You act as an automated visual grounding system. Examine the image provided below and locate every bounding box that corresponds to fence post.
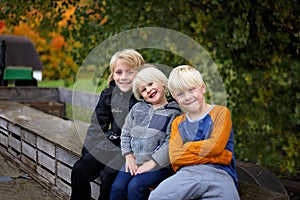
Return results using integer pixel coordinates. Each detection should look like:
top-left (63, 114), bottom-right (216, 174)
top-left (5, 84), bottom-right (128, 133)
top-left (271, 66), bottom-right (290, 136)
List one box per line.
top-left (0, 40), bottom-right (7, 86)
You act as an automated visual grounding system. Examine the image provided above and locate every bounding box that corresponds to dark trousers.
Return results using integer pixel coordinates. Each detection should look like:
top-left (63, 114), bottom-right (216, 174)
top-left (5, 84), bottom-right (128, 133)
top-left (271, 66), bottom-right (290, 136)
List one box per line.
top-left (110, 166), bottom-right (173, 200)
top-left (71, 152), bottom-right (124, 200)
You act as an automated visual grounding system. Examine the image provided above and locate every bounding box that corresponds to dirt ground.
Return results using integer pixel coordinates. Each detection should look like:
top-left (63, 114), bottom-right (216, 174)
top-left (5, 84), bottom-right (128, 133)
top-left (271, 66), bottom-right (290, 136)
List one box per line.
top-left (0, 152), bottom-right (59, 200)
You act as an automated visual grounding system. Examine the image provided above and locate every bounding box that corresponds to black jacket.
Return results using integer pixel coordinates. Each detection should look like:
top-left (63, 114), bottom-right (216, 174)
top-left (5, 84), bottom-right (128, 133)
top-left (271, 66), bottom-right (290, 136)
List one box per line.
top-left (82, 81), bottom-right (138, 162)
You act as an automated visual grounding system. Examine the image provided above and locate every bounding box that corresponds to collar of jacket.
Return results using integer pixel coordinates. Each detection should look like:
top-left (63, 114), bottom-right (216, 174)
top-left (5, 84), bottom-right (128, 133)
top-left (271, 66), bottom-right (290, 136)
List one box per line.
top-left (141, 100), bottom-right (181, 112)
top-left (109, 80), bottom-right (134, 97)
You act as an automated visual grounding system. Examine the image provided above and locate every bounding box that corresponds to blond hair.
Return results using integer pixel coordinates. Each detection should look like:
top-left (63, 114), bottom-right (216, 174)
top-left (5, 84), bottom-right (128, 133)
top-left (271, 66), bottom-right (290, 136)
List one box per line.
top-left (108, 49), bottom-right (145, 84)
top-left (168, 65), bottom-right (204, 95)
top-left (132, 64), bottom-right (168, 101)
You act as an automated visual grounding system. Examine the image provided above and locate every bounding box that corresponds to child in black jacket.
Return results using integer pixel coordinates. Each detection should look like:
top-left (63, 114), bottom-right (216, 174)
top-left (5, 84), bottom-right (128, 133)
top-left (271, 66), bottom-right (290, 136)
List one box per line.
top-left (71, 49), bottom-right (144, 200)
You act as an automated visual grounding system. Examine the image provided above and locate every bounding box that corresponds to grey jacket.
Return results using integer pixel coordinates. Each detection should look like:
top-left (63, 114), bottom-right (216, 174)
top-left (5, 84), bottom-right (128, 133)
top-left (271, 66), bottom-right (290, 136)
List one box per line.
top-left (121, 100), bottom-right (181, 167)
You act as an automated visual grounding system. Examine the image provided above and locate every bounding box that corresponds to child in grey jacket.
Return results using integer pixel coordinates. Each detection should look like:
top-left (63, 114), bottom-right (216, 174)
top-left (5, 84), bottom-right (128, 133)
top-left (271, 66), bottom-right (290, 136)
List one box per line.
top-left (110, 65), bottom-right (181, 200)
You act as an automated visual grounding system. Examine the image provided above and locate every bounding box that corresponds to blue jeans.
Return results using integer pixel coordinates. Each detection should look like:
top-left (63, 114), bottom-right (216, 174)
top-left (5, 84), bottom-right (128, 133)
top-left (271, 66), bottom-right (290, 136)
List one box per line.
top-left (110, 165), bottom-right (173, 200)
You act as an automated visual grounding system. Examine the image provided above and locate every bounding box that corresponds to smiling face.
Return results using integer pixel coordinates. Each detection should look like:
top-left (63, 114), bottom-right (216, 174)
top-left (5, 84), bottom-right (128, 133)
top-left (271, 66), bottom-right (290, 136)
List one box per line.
top-left (138, 81), bottom-right (168, 109)
top-left (173, 84), bottom-right (207, 118)
top-left (112, 59), bottom-right (137, 92)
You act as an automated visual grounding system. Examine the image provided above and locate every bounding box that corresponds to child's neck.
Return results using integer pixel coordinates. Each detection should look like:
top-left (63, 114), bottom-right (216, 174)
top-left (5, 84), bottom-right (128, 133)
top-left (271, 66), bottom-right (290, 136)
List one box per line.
top-left (188, 103), bottom-right (211, 120)
top-left (152, 99), bottom-right (168, 110)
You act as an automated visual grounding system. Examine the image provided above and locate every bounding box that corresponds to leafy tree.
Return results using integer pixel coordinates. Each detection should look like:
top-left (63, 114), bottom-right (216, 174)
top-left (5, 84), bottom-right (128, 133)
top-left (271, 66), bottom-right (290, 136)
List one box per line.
top-left (1, 0), bottom-right (299, 179)
top-left (76, 0), bottom-right (300, 178)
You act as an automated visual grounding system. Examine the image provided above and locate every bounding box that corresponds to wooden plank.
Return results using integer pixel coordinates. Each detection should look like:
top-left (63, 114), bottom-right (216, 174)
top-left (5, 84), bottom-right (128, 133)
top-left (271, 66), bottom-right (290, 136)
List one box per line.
top-left (8, 147), bottom-right (20, 158)
top-left (8, 134), bottom-right (21, 152)
top-left (0, 87), bottom-right (60, 102)
top-left (56, 178), bottom-right (71, 196)
top-left (8, 122), bottom-right (21, 136)
top-left (0, 145), bottom-right (7, 152)
top-left (36, 165), bottom-right (55, 185)
top-left (0, 127), bottom-right (8, 136)
top-left (0, 101), bottom-right (88, 156)
top-left (21, 154), bottom-right (37, 170)
top-left (58, 87), bottom-right (99, 110)
top-left (57, 87), bottom-right (72, 104)
top-left (22, 101), bottom-right (65, 118)
top-left (91, 181), bottom-right (100, 200)
top-left (37, 136), bottom-right (55, 157)
top-left (38, 151), bottom-right (56, 173)
top-left (0, 132), bottom-right (8, 147)
top-left (56, 146), bottom-right (78, 167)
top-left (22, 129), bottom-right (37, 146)
top-left (22, 141), bottom-right (37, 161)
top-left (57, 162), bottom-right (71, 184)
top-left (94, 176), bottom-right (101, 184)
top-left (0, 118), bottom-right (8, 129)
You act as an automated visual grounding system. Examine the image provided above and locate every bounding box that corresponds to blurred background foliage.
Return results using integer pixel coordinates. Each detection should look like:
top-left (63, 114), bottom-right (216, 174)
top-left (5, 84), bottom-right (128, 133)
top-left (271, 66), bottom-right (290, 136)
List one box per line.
top-left (0, 0), bottom-right (299, 180)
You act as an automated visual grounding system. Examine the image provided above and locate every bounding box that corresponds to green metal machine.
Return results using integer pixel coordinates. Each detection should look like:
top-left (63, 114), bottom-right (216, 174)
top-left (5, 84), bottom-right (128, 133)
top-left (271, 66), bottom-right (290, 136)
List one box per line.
top-left (0, 35), bottom-right (43, 87)
top-left (4, 66), bottom-right (33, 80)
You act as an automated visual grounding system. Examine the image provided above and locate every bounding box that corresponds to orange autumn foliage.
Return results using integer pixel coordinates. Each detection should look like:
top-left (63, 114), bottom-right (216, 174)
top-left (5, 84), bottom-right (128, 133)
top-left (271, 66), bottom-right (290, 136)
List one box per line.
top-left (1, 0), bottom-right (107, 85)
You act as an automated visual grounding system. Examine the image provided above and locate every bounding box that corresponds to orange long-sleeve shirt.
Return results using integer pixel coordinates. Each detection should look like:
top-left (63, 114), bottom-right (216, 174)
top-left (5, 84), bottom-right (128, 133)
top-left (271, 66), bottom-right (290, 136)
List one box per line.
top-left (169, 105), bottom-right (233, 172)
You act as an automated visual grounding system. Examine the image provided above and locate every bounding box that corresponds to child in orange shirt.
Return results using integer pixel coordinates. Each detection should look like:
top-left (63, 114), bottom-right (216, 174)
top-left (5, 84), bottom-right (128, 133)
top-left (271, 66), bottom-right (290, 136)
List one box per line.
top-left (149, 65), bottom-right (239, 200)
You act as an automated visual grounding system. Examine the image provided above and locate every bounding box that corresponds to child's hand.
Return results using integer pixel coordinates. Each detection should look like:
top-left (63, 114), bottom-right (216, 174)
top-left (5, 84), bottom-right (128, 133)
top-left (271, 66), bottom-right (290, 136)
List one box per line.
top-left (136, 159), bottom-right (156, 174)
top-left (125, 154), bottom-right (138, 175)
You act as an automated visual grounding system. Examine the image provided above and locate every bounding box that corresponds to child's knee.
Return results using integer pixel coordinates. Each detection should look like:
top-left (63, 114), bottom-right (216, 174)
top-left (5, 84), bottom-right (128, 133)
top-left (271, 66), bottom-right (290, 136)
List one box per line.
top-left (127, 179), bottom-right (139, 192)
top-left (148, 190), bottom-right (160, 200)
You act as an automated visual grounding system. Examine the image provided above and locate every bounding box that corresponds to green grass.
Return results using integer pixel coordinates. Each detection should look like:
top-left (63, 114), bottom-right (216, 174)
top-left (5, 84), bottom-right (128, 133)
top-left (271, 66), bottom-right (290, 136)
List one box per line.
top-left (38, 79), bottom-right (67, 88)
top-left (38, 79), bottom-right (106, 94)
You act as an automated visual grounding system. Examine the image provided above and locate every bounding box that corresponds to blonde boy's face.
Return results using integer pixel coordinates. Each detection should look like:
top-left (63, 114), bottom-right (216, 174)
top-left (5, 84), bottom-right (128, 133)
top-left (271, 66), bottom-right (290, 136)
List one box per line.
top-left (173, 84), bottom-right (206, 114)
top-left (113, 59), bottom-right (137, 92)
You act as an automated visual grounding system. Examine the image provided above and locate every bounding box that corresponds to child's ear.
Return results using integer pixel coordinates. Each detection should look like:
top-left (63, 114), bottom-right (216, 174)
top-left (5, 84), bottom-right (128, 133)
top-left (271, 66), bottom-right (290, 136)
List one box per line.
top-left (165, 86), bottom-right (170, 97)
top-left (201, 83), bottom-right (206, 94)
top-left (167, 93), bottom-right (176, 102)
